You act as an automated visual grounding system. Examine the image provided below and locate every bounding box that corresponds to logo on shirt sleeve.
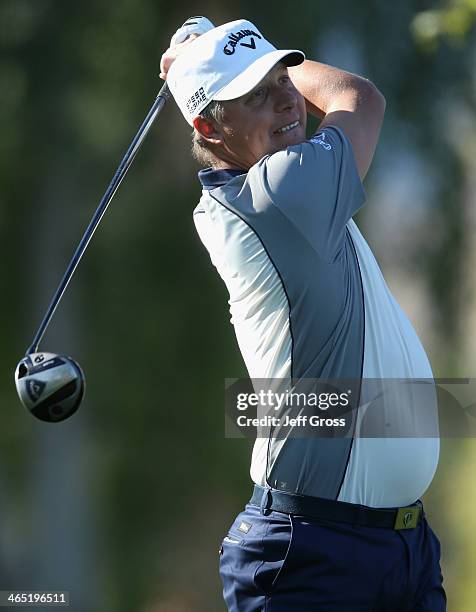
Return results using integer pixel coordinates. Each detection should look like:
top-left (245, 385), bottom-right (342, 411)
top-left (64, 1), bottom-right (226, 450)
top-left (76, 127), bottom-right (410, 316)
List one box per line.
top-left (312, 132), bottom-right (332, 150)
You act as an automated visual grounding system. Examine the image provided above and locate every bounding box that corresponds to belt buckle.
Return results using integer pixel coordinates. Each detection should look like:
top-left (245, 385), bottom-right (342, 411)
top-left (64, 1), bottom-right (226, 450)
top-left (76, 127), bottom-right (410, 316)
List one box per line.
top-left (394, 505), bottom-right (421, 530)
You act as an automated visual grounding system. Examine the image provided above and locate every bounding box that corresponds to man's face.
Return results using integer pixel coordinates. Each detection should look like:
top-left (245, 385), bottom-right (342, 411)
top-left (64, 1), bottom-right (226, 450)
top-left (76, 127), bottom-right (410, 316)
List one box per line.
top-left (216, 63), bottom-right (307, 170)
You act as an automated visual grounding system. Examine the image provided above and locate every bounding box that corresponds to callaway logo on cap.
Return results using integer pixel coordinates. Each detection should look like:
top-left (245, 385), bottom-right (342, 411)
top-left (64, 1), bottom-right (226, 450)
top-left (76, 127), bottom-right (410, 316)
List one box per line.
top-left (167, 19), bottom-right (305, 125)
top-left (223, 28), bottom-right (262, 54)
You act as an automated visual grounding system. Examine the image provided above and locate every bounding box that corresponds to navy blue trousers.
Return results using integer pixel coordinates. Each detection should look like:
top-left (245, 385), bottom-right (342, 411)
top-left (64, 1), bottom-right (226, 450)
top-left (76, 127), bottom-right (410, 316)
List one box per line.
top-left (219, 502), bottom-right (446, 611)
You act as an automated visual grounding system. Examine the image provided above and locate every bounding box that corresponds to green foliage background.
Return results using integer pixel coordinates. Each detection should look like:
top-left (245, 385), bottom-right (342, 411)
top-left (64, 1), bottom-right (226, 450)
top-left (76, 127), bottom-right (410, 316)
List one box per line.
top-left (1, 0), bottom-right (476, 610)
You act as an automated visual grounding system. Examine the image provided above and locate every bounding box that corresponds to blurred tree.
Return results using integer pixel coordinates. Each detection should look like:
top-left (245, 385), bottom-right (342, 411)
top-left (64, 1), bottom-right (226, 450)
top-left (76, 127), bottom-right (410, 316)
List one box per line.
top-left (409, 3), bottom-right (476, 612)
top-left (412, 0), bottom-right (476, 50)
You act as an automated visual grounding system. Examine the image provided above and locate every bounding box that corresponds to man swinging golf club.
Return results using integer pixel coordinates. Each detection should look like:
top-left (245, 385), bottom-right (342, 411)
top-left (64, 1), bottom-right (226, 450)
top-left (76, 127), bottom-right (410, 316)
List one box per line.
top-left (161, 17), bottom-right (446, 611)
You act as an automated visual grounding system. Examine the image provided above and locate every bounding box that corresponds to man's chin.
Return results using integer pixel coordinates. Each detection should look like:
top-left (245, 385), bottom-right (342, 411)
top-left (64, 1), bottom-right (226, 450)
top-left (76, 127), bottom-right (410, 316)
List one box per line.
top-left (269, 129), bottom-right (307, 153)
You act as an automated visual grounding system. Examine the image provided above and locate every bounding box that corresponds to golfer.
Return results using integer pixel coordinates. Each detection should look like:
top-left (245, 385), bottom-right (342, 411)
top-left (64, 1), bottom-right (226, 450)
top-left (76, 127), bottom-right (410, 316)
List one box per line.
top-left (161, 18), bottom-right (445, 611)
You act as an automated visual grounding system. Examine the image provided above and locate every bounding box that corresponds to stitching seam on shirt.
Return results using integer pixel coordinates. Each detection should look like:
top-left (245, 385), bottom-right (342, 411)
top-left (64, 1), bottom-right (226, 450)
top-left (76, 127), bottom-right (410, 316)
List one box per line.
top-left (208, 190), bottom-right (295, 491)
top-left (335, 227), bottom-right (366, 500)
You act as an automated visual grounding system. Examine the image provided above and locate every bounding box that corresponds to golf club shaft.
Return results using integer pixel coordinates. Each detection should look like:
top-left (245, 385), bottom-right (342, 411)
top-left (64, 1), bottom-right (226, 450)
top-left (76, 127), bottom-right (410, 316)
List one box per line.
top-left (27, 82), bottom-right (171, 355)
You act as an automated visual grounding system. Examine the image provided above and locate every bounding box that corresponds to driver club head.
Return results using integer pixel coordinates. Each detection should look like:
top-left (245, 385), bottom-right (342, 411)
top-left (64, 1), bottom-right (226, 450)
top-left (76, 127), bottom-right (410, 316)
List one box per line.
top-left (15, 352), bottom-right (85, 422)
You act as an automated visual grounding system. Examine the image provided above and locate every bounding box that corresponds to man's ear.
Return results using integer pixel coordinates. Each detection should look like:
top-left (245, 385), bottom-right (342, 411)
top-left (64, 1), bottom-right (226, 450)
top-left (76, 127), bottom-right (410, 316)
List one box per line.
top-left (193, 116), bottom-right (222, 144)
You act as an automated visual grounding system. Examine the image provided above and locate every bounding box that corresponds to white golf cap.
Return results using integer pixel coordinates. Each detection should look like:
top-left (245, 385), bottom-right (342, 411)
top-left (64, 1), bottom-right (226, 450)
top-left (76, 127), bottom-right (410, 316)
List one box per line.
top-left (167, 19), bottom-right (305, 126)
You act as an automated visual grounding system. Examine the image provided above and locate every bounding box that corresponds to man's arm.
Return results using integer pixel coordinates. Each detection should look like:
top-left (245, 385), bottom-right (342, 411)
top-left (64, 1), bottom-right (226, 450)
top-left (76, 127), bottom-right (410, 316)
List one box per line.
top-left (289, 60), bottom-right (386, 180)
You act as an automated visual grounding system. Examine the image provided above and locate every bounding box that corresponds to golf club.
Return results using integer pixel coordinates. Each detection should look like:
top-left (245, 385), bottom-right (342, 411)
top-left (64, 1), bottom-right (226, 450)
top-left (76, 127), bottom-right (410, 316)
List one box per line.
top-left (15, 82), bottom-right (171, 422)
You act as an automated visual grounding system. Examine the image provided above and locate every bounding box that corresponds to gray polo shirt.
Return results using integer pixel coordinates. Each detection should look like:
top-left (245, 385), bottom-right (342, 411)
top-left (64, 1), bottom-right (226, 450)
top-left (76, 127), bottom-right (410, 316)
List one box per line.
top-left (194, 126), bottom-right (439, 508)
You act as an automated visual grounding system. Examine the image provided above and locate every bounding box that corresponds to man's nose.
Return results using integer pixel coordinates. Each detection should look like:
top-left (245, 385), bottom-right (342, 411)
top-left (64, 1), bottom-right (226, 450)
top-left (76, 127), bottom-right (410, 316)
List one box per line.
top-left (274, 87), bottom-right (297, 112)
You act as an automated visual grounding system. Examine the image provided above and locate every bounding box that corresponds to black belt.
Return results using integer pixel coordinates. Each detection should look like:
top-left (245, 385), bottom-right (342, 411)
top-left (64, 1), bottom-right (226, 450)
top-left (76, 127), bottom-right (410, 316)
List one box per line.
top-left (250, 485), bottom-right (424, 530)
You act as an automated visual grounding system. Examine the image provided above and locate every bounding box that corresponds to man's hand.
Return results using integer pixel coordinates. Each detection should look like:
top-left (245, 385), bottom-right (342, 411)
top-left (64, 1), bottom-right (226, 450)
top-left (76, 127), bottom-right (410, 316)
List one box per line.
top-left (160, 35), bottom-right (199, 80)
top-left (159, 16), bottom-right (214, 80)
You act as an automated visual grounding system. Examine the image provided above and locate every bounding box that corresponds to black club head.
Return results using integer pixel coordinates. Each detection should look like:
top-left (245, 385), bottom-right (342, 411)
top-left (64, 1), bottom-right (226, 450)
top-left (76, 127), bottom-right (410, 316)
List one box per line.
top-left (15, 352), bottom-right (85, 422)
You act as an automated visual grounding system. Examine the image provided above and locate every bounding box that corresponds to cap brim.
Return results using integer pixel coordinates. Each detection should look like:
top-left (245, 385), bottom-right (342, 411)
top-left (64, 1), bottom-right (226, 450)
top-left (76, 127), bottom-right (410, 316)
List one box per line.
top-left (212, 49), bottom-right (305, 102)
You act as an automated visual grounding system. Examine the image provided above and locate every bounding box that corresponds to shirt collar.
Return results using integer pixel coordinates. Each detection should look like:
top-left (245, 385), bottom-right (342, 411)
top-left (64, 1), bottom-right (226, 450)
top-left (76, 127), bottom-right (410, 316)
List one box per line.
top-left (198, 167), bottom-right (246, 190)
